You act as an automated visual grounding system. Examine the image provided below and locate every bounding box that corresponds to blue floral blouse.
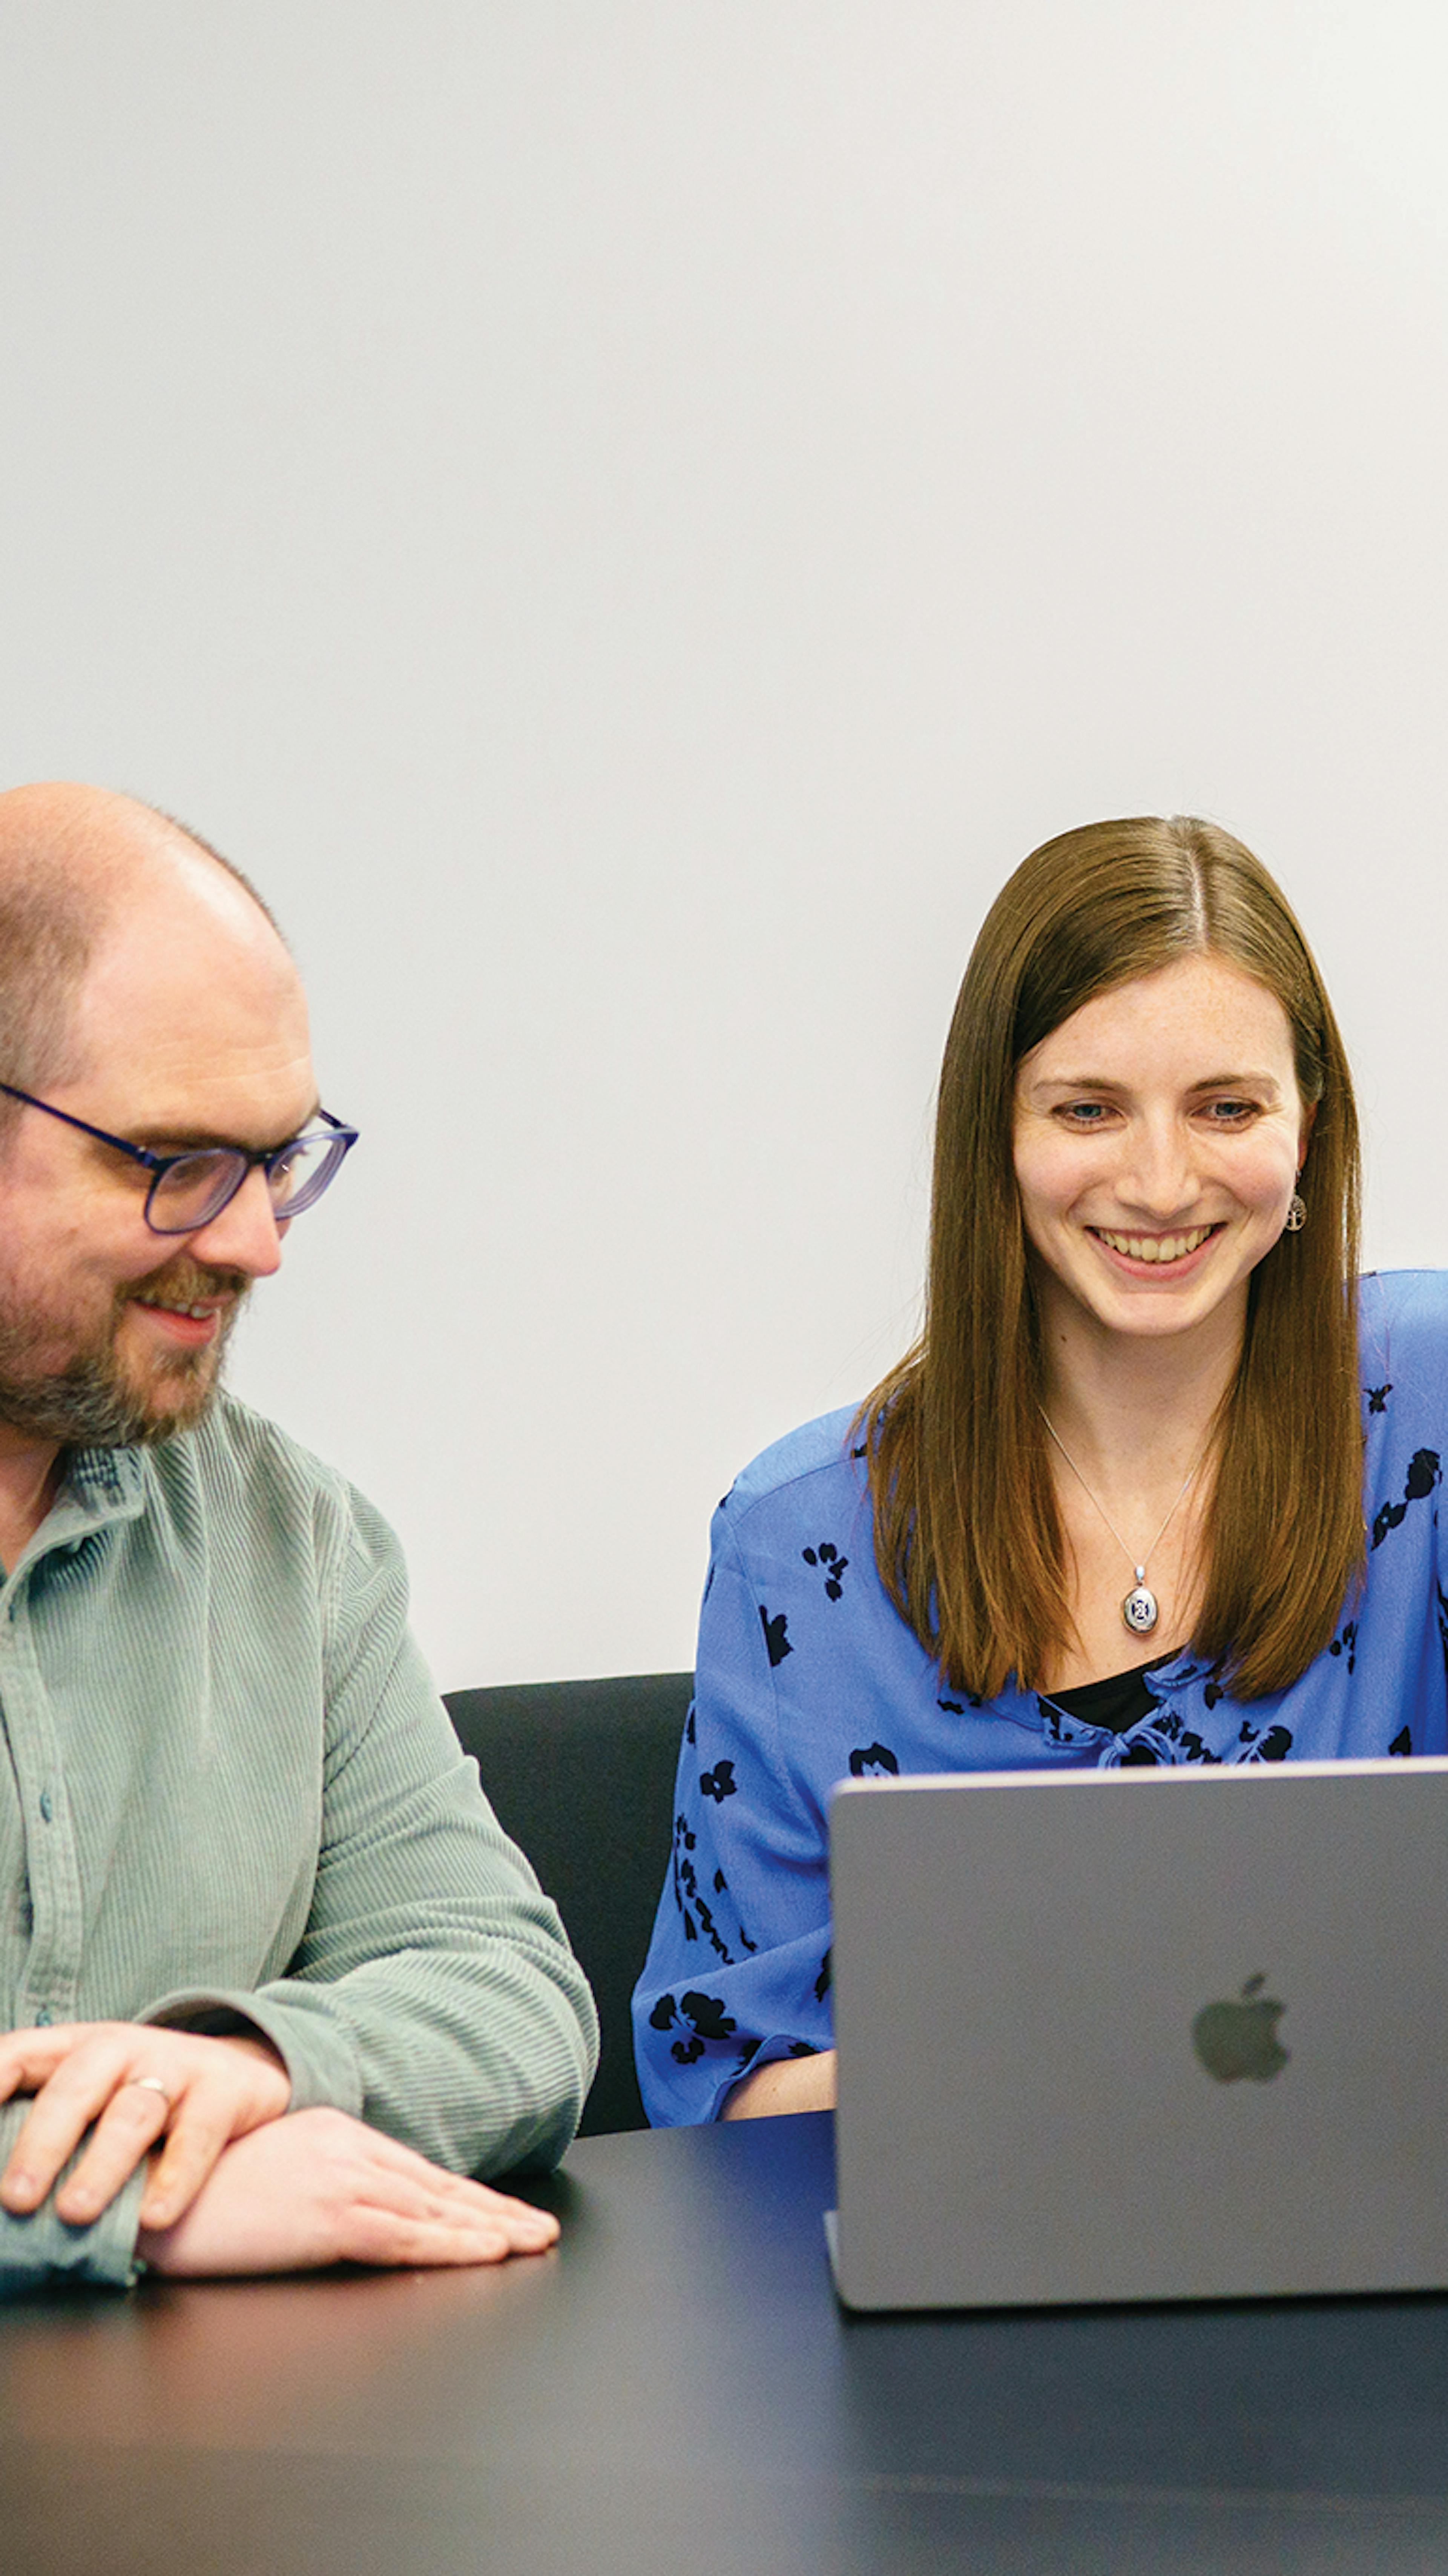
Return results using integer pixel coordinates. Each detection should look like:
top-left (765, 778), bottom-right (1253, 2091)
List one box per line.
top-left (634, 1270), bottom-right (1448, 2125)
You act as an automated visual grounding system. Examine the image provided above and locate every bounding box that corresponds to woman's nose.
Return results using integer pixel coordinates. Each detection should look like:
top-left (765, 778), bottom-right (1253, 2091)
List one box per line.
top-left (1115, 1118), bottom-right (1198, 1219)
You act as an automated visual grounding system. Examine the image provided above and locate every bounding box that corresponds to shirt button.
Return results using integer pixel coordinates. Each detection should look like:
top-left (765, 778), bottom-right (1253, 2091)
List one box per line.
top-left (38, 1789), bottom-right (53, 1823)
top-left (34, 2007), bottom-right (52, 2026)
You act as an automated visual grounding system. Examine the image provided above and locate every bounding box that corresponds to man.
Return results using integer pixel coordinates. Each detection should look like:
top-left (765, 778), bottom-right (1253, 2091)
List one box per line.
top-left (0, 783), bottom-right (596, 2291)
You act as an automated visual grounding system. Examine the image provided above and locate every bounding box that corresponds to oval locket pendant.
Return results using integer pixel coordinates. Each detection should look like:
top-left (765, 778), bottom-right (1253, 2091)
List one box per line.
top-left (1121, 1572), bottom-right (1159, 1636)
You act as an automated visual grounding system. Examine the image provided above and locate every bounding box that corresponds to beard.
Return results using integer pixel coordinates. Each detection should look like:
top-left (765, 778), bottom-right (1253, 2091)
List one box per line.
top-left (0, 1256), bottom-right (251, 1449)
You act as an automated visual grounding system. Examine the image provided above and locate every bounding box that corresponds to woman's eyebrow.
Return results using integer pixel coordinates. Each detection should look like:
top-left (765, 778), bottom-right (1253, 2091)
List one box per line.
top-left (1020, 1073), bottom-right (1133, 1098)
top-left (1023, 1068), bottom-right (1285, 1099)
top-left (1185, 1070), bottom-right (1284, 1096)
top-left (1027, 1073), bottom-right (1124, 1091)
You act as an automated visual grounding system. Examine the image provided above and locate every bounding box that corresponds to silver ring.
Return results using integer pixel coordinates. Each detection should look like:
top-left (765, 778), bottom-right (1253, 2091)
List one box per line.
top-left (126, 2076), bottom-right (174, 2109)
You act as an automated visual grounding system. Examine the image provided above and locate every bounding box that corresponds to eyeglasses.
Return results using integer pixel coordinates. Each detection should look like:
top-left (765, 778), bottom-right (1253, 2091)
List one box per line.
top-left (0, 1082), bottom-right (359, 1236)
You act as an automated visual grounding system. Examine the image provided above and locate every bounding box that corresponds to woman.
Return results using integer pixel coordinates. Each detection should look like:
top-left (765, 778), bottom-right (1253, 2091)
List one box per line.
top-left (634, 816), bottom-right (1447, 2125)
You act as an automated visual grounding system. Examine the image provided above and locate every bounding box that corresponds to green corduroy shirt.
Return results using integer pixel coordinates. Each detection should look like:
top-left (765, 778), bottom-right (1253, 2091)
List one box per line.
top-left (0, 1393), bottom-right (597, 2294)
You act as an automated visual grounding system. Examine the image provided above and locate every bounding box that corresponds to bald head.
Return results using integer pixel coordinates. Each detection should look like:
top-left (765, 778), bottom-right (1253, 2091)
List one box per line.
top-left (0, 783), bottom-right (288, 1107)
top-left (0, 790), bottom-right (318, 1452)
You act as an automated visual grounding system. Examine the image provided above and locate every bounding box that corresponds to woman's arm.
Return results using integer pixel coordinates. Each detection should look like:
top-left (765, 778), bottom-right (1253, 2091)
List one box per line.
top-left (633, 1507), bottom-right (838, 2123)
top-left (721, 2048), bottom-right (837, 2120)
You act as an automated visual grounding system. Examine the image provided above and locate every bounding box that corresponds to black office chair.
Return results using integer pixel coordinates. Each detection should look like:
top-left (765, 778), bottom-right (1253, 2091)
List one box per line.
top-left (443, 1672), bottom-right (690, 2136)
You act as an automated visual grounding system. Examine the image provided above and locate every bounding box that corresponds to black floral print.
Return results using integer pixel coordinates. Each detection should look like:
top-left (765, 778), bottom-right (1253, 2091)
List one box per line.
top-left (649, 1989), bottom-right (739, 2064)
top-left (759, 1606), bottom-right (793, 1667)
top-left (1371, 1448), bottom-right (1442, 1549)
top-left (670, 1809), bottom-right (752, 1964)
top-left (802, 1541), bottom-right (849, 1600)
top-left (848, 1742), bottom-right (899, 1776)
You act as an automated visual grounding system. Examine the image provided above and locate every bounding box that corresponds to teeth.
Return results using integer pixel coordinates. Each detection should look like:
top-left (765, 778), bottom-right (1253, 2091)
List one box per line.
top-left (138, 1300), bottom-right (214, 1319)
top-left (1095, 1227), bottom-right (1214, 1265)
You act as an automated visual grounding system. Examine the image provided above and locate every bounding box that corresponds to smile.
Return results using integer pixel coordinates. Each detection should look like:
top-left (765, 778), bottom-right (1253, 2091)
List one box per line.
top-left (135, 1299), bottom-right (223, 1319)
top-left (1089, 1224), bottom-right (1221, 1265)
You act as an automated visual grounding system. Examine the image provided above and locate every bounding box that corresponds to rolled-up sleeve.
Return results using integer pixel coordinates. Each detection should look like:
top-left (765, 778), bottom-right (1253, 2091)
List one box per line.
top-left (149, 1486), bottom-right (598, 2178)
top-left (0, 2101), bottom-right (146, 2295)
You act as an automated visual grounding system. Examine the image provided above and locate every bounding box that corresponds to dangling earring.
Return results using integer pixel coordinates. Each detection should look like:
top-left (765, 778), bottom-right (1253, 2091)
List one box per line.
top-left (1285, 1191), bottom-right (1306, 1233)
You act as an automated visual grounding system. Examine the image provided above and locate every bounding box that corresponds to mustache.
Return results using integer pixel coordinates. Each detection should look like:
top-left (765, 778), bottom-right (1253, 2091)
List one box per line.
top-left (121, 1260), bottom-right (253, 1310)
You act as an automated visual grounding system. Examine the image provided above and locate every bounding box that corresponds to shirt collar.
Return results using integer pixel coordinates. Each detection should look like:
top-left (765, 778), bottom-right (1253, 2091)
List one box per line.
top-left (61, 1443), bottom-right (147, 1520)
top-left (0, 1442), bottom-right (147, 1606)
top-left (32, 1443), bottom-right (150, 1559)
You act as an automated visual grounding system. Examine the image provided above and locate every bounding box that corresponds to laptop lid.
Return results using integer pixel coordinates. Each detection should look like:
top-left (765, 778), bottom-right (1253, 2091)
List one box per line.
top-left (827, 1759), bottom-right (1448, 2312)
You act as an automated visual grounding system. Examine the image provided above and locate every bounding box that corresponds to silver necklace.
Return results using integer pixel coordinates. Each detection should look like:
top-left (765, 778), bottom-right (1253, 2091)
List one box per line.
top-left (1039, 1411), bottom-right (1202, 1639)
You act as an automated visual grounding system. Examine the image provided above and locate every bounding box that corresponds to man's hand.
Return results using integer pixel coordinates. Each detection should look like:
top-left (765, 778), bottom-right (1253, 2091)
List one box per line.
top-left (0, 2022), bottom-right (291, 2233)
top-left (135, 2107), bottom-right (561, 2276)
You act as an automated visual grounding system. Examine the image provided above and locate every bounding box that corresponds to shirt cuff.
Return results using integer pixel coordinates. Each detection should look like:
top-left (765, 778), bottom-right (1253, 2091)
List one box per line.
top-left (140, 1986), bottom-right (364, 2119)
top-left (0, 2099), bottom-right (146, 2296)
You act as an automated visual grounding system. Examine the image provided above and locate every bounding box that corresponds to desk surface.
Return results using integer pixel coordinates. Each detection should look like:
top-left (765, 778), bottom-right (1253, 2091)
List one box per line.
top-left (4, 2111), bottom-right (1448, 2575)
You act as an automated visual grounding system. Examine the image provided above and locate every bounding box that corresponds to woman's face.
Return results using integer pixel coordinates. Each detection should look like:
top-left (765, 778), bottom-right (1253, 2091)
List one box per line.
top-left (1011, 952), bottom-right (1310, 1349)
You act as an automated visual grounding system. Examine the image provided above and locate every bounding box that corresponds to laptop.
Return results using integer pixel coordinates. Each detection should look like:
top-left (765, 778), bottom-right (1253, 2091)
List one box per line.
top-left (825, 1757), bottom-right (1448, 2311)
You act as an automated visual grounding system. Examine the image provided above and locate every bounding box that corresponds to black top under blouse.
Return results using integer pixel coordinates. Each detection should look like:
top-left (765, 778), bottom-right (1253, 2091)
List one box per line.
top-left (1046, 1658), bottom-right (1161, 1733)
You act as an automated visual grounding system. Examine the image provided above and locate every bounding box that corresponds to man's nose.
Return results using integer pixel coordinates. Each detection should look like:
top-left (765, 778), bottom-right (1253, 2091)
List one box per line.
top-left (183, 1165), bottom-right (287, 1278)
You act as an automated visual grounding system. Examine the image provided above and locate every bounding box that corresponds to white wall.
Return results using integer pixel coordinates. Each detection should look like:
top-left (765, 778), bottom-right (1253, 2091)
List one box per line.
top-left (1, 4), bottom-right (1445, 1687)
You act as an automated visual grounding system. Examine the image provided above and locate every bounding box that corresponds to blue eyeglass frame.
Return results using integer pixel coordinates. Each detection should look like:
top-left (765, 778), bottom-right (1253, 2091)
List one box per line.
top-left (0, 1082), bottom-right (359, 1235)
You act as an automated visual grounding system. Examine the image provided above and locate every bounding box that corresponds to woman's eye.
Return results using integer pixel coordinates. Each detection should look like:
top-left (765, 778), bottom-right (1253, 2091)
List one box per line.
top-left (1202, 1098), bottom-right (1258, 1124)
top-left (1059, 1102), bottom-right (1111, 1124)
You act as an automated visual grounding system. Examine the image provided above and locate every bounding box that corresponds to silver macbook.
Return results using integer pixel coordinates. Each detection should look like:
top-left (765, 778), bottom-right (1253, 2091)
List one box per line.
top-left (826, 1758), bottom-right (1448, 2311)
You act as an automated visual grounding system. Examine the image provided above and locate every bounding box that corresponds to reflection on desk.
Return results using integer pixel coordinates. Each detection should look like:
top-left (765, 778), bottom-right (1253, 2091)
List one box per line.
top-left (4, 2112), bottom-right (1448, 2575)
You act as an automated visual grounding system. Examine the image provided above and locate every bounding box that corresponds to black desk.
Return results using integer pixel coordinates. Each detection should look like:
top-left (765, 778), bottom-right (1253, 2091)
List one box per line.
top-left (4, 2112), bottom-right (1448, 2573)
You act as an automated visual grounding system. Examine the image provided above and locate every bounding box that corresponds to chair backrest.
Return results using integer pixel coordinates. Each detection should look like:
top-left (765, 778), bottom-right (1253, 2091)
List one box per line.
top-left (443, 1672), bottom-right (690, 2136)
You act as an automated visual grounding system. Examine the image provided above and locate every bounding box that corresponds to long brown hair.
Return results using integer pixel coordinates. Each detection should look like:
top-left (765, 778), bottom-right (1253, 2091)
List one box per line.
top-left (860, 816), bottom-right (1363, 1701)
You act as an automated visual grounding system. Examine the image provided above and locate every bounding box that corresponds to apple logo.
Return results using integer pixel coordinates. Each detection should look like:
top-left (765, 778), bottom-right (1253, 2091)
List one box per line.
top-left (1191, 1973), bottom-right (1290, 2083)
